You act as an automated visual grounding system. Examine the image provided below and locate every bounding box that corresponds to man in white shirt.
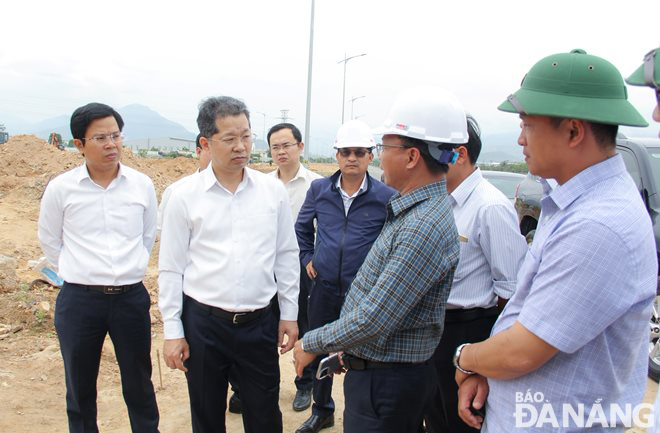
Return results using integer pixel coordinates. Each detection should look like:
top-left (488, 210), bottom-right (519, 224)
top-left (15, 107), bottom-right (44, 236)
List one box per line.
top-left (267, 122), bottom-right (322, 412)
top-left (157, 133), bottom-right (210, 234)
top-left (38, 102), bottom-right (160, 433)
top-left (422, 115), bottom-right (527, 432)
top-left (159, 96), bottom-right (300, 433)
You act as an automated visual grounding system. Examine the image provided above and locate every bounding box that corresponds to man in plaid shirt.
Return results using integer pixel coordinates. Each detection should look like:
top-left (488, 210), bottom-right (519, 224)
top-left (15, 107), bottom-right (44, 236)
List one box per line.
top-left (293, 88), bottom-right (469, 433)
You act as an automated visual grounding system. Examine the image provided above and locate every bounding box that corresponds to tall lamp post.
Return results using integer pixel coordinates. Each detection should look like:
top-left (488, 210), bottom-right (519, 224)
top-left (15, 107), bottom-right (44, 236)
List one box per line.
top-left (350, 95), bottom-right (366, 120)
top-left (303, 0), bottom-right (315, 161)
top-left (256, 111), bottom-right (267, 146)
top-left (338, 52), bottom-right (366, 123)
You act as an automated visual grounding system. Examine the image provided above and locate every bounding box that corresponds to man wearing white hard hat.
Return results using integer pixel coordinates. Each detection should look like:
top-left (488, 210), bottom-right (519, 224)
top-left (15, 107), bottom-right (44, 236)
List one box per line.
top-left (293, 88), bottom-right (465, 432)
top-left (293, 119), bottom-right (395, 433)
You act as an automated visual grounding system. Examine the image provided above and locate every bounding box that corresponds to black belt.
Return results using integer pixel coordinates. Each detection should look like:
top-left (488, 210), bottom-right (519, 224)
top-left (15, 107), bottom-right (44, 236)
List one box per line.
top-left (186, 296), bottom-right (269, 325)
top-left (445, 306), bottom-right (499, 324)
top-left (66, 281), bottom-right (142, 295)
top-left (342, 354), bottom-right (426, 370)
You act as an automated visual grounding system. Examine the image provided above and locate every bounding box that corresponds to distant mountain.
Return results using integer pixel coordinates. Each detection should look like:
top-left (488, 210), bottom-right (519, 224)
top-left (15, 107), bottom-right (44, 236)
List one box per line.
top-left (1, 104), bottom-right (195, 141)
top-left (480, 132), bottom-right (524, 163)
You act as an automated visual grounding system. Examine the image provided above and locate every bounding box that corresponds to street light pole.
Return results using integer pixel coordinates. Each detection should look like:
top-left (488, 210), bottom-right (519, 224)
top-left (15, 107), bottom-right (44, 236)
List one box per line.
top-left (350, 95), bottom-right (366, 120)
top-left (338, 52), bottom-right (366, 124)
top-left (256, 111), bottom-right (267, 145)
top-left (303, 0), bottom-right (315, 161)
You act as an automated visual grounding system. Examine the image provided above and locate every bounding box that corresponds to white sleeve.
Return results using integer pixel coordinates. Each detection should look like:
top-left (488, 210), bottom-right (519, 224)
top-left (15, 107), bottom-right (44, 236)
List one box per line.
top-left (273, 183), bottom-right (300, 321)
top-left (157, 185), bottom-right (173, 235)
top-left (37, 180), bottom-right (63, 269)
top-left (142, 179), bottom-right (158, 253)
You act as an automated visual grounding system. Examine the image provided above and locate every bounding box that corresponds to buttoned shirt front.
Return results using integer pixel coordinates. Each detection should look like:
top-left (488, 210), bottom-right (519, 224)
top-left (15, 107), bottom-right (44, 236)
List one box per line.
top-left (158, 166), bottom-right (300, 340)
top-left (38, 163), bottom-right (158, 286)
top-left (447, 168), bottom-right (527, 309)
top-left (303, 180), bottom-right (459, 362)
top-left (268, 163), bottom-right (322, 220)
top-left (484, 155), bottom-right (656, 432)
top-left (336, 174), bottom-right (368, 216)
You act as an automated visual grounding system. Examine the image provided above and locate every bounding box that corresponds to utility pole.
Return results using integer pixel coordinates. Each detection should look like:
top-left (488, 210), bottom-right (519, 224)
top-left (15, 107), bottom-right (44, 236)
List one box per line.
top-left (350, 95), bottom-right (366, 120)
top-left (280, 109), bottom-right (290, 123)
top-left (338, 52), bottom-right (366, 124)
top-left (303, 0), bottom-right (315, 160)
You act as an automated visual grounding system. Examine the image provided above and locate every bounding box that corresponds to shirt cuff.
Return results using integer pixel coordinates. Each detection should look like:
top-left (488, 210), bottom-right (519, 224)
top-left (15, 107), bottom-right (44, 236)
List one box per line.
top-left (302, 329), bottom-right (324, 354)
top-left (163, 319), bottom-right (185, 340)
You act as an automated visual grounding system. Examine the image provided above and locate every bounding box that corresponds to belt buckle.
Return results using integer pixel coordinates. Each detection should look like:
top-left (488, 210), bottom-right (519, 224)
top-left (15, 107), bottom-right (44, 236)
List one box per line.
top-left (232, 313), bottom-right (246, 324)
top-left (104, 286), bottom-right (122, 295)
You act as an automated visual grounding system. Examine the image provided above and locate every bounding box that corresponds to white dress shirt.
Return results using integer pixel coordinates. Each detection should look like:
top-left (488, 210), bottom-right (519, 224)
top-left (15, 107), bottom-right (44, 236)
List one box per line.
top-left (336, 173), bottom-right (368, 216)
top-left (157, 168), bottom-right (201, 233)
top-left (268, 163), bottom-right (322, 220)
top-left (158, 166), bottom-right (300, 340)
top-left (447, 168), bottom-right (527, 309)
top-left (38, 163), bottom-right (158, 286)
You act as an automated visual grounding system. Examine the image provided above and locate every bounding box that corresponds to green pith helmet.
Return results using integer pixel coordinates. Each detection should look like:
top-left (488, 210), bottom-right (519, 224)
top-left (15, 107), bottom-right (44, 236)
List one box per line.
top-left (626, 48), bottom-right (659, 89)
top-left (498, 49), bottom-right (648, 127)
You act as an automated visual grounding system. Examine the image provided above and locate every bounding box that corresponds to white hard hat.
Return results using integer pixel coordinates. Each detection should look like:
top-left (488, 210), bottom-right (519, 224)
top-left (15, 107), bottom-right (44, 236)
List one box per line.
top-left (334, 119), bottom-right (376, 149)
top-left (373, 87), bottom-right (468, 145)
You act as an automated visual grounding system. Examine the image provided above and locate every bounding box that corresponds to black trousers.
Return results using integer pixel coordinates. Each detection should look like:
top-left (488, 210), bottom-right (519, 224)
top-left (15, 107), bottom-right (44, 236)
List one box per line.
top-left (182, 296), bottom-right (282, 433)
top-left (344, 362), bottom-right (436, 433)
top-left (423, 309), bottom-right (499, 433)
top-left (307, 279), bottom-right (345, 416)
top-left (294, 268), bottom-right (314, 391)
top-left (54, 282), bottom-right (159, 433)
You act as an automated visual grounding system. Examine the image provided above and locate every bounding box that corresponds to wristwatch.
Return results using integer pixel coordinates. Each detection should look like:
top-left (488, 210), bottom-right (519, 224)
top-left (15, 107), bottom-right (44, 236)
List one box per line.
top-left (453, 343), bottom-right (476, 375)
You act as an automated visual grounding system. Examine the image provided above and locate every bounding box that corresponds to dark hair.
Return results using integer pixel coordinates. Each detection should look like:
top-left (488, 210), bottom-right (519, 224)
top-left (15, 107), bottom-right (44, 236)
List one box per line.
top-left (197, 96), bottom-right (251, 139)
top-left (195, 133), bottom-right (202, 149)
top-left (70, 102), bottom-right (124, 140)
top-left (549, 117), bottom-right (618, 149)
top-left (267, 123), bottom-right (302, 146)
top-left (402, 137), bottom-right (449, 175)
top-left (463, 115), bottom-right (482, 165)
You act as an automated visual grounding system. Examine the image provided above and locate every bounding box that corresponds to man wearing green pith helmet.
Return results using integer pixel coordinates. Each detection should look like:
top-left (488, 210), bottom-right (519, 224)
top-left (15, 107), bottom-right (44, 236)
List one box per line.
top-left (627, 46), bottom-right (660, 433)
top-left (451, 49), bottom-right (657, 432)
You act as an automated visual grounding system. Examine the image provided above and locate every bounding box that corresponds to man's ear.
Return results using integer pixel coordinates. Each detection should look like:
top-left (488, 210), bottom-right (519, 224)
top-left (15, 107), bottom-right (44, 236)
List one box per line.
top-left (456, 146), bottom-right (469, 165)
top-left (405, 146), bottom-right (422, 169)
top-left (200, 136), bottom-right (210, 151)
top-left (74, 139), bottom-right (84, 156)
top-left (566, 119), bottom-right (586, 149)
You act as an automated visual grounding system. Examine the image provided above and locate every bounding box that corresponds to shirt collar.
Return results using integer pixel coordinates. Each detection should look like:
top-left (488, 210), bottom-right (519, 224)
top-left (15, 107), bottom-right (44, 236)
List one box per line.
top-left (76, 162), bottom-right (125, 183)
top-left (450, 167), bottom-right (482, 207)
top-left (389, 180), bottom-right (448, 217)
top-left (274, 164), bottom-right (306, 182)
top-left (202, 165), bottom-right (251, 193)
top-left (546, 154), bottom-right (627, 210)
top-left (336, 173), bottom-right (368, 196)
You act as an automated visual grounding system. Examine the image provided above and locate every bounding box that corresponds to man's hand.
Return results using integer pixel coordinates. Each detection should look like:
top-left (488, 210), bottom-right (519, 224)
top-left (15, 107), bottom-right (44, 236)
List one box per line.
top-left (306, 260), bottom-right (317, 279)
top-left (457, 375), bottom-right (489, 429)
top-left (455, 368), bottom-right (472, 388)
top-left (293, 339), bottom-right (317, 378)
top-left (163, 338), bottom-right (190, 372)
top-left (278, 320), bottom-right (299, 354)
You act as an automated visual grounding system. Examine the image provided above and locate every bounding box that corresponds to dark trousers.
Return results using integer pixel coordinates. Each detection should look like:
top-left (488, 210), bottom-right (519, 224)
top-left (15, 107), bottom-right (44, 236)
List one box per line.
top-left (182, 296), bottom-right (282, 433)
top-left (423, 309), bottom-right (499, 433)
top-left (294, 269), bottom-right (314, 391)
top-left (307, 279), bottom-right (345, 416)
top-left (344, 362), bottom-right (436, 433)
top-left (54, 282), bottom-right (159, 433)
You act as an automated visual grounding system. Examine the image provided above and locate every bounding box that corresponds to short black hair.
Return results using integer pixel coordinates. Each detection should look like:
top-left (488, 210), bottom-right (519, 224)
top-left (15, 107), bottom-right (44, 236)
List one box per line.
top-left (195, 133), bottom-right (202, 149)
top-left (267, 123), bottom-right (302, 146)
top-left (197, 96), bottom-right (251, 140)
top-left (463, 115), bottom-right (482, 165)
top-left (70, 102), bottom-right (124, 140)
top-left (402, 137), bottom-right (449, 175)
top-left (549, 117), bottom-right (618, 149)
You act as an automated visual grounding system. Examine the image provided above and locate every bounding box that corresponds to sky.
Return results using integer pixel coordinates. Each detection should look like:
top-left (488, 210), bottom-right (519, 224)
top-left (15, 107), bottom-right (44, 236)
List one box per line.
top-left (1, 0), bottom-right (658, 155)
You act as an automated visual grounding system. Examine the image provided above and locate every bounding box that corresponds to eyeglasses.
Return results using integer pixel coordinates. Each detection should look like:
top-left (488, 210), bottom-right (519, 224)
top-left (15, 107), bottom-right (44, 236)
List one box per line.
top-left (270, 142), bottom-right (299, 152)
top-left (375, 143), bottom-right (406, 156)
top-left (337, 148), bottom-right (372, 158)
top-left (86, 132), bottom-right (124, 145)
top-left (209, 134), bottom-right (252, 146)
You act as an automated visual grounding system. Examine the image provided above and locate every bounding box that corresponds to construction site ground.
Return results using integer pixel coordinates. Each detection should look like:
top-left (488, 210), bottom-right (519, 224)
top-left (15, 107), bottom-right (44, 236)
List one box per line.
top-left (0, 135), bottom-right (655, 432)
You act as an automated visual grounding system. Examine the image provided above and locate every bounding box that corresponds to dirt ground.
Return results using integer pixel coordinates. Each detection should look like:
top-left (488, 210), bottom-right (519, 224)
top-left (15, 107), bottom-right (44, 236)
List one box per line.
top-left (0, 136), bottom-right (655, 432)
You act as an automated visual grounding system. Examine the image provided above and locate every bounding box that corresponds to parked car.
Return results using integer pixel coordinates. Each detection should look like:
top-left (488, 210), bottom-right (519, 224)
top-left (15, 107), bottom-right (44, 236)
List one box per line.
top-left (514, 135), bottom-right (660, 381)
top-left (481, 170), bottom-right (525, 204)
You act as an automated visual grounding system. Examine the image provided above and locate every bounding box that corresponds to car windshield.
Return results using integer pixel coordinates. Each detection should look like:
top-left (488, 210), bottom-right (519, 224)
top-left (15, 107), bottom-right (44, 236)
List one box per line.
top-left (646, 148), bottom-right (660, 193)
top-left (485, 176), bottom-right (522, 200)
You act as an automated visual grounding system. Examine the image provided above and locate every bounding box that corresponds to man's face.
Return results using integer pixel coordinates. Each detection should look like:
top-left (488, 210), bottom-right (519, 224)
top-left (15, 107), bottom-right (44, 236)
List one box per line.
top-left (517, 115), bottom-right (563, 179)
top-left (269, 128), bottom-right (303, 171)
top-left (204, 114), bottom-right (252, 175)
top-left (75, 116), bottom-right (122, 172)
top-left (378, 135), bottom-right (408, 190)
top-left (336, 146), bottom-right (373, 178)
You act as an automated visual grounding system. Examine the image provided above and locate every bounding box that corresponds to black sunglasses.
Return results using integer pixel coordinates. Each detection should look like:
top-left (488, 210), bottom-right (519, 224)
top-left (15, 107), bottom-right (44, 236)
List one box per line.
top-left (338, 148), bottom-right (372, 158)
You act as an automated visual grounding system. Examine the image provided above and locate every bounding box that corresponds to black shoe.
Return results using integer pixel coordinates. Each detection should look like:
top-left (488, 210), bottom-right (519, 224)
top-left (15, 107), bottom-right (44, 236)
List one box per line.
top-left (295, 414), bottom-right (334, 433)
top-left (292, 388), bottom-right (312, 412)
top-left (228, 392), bottom-right (242, 414)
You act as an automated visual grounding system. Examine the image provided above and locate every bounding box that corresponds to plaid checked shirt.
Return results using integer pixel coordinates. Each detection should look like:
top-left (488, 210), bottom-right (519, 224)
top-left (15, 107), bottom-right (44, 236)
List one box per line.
top-left (303, 180), bottom-right (459, 362)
